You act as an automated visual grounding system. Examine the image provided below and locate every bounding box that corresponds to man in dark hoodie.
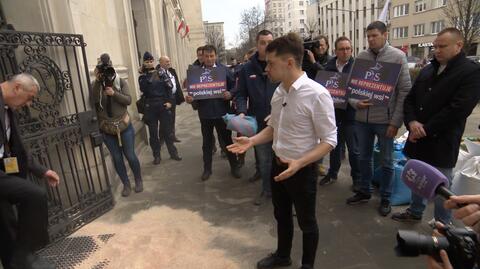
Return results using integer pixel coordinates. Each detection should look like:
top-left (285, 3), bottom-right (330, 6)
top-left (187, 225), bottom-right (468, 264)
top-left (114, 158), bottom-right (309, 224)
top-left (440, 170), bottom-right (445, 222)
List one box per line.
top-left (185, 45), bottom-right (241, 181)
top-left (235, 30), bottom-right (278, 205)
top-left (318, 37), bottom-right (361, 192)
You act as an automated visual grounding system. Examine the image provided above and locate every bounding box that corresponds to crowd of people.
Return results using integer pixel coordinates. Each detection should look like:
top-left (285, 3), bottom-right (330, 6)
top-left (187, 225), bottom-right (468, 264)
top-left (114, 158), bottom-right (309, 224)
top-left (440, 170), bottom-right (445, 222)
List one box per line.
top-left (1, 19), bottom-right (480, 269)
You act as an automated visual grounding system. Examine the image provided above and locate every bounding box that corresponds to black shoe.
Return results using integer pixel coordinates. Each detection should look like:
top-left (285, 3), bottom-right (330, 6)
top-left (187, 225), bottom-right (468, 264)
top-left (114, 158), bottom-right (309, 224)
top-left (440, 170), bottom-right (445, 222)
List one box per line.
top-left (248, 170), bottom-right (261, 182)
top-left (378, 199), bottom-right (391, 217)
top-left (257, 252), bottom-right (292, 269)
top-left (201, 170), bottom-right (212, 181)
top-left (391, 210), bottom-right (422, 223)
top-left (170, 155), bottom-right (182, 161)
top-left (318, 174), bottom-right (336, 186)
top-left (134, 179), bottom-right (143, 193)
top-left (253, 191), bottom-right (272, 206)
top-left (346, 192), bottom-right (371, 205)
top-left (153, 157), bottom-right (161, 165)
top-left (173, 137), bottom-right (181, 143)
top-left (299, 265), bottom-right (314, 269)
top-left (121, 184), bottom-right (131, 197)
top-left (231, 166), bottom-right (241, 179)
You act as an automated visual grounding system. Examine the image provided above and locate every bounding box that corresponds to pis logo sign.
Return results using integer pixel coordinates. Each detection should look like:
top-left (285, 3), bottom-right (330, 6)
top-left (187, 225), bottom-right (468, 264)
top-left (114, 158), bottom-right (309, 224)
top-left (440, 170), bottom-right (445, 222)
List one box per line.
top-left (200, 69), bottom-right (214, 83)
top-left (325, 73), bottom-right (341, 88)
top-left (364, 62), bottom-right (383, 82)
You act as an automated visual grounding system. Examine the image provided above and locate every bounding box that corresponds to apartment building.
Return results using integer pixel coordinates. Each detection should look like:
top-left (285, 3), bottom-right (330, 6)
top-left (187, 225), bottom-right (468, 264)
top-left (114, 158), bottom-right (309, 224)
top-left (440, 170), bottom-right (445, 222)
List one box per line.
top-left (265, 0), bottom-right (308, 38)
top-left (389, 0), bottom-right (479, 58)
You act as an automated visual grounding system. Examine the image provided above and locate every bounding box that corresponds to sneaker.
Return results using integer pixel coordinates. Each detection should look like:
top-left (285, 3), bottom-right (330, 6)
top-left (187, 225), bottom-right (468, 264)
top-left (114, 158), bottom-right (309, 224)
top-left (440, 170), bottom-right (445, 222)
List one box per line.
top-left (231, 166), bottom-right (241, 179)
top-left (201, 170), bottom-right (212, 181)
top-left (318, 164), bottom-right (327, 176)
top-left (391, 210), bottom-right (422, 223)
top-left (319, 175), bottom-right (336, 186)
top-left (253, 192), bottom-right (272, 206)
top-left (378, 199), bottom-right (391, 217)
top-left (346, 193), bottom-right (371, 205)
top-left (257, 252), bottom-right (292, 269)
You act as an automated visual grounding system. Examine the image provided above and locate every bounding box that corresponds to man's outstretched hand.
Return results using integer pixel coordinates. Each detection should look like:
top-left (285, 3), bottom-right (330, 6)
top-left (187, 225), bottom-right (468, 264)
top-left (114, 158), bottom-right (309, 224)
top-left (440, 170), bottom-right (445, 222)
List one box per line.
top-left (227, 137), bottom-right (253, 154)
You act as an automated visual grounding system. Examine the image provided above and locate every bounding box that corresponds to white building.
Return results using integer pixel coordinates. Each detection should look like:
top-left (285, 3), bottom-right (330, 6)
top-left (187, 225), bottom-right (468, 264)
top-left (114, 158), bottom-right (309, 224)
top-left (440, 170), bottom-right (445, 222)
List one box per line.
top-left (265, 0), bottom-right (308, 37)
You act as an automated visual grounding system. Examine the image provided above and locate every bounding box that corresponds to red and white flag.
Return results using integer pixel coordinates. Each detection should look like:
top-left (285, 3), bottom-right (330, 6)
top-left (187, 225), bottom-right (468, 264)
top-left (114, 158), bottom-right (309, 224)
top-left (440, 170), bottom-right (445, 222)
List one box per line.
top-left (182, 25), bottom-right (190, 38)
top-left (177, 19), bottom-right (185, 33)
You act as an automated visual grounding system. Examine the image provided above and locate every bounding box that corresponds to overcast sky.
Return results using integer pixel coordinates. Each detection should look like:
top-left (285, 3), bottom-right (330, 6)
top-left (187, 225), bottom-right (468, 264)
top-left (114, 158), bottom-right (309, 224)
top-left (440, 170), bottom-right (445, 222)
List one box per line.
top-left (201, 0), bottom-right (265, 48)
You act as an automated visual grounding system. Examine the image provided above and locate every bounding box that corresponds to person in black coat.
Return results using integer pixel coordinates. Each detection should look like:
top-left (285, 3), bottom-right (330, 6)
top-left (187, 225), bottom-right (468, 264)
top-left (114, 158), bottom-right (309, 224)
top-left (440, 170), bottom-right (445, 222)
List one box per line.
top-left (392, 28), bottom-right (480, 224)
top-left (185, 45), bottom-right (240, 181)
top-left (158, 56), bottom-right (185, 142)
top-left (139, 52), bottom-right (181, 165)
top-left (0, 73), bottom-right (60, 269)
top-left (318, 37), bottom-right (361, 192)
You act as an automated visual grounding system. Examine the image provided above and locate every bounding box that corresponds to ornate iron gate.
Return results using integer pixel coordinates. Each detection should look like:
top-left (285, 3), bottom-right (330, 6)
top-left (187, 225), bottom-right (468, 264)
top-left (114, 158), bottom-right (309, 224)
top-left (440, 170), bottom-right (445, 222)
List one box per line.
top-left (0, 30), bottom-right (114, 242)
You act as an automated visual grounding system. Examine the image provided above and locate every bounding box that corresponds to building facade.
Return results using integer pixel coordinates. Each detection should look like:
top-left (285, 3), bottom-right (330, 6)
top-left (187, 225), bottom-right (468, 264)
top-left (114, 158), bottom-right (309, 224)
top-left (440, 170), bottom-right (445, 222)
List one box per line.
top-left (265, 0), bottom-right (308, 38)
top-left (313, 0), bottom-right (386, 55)
top-left (389, 0), bottom-right (479, 59)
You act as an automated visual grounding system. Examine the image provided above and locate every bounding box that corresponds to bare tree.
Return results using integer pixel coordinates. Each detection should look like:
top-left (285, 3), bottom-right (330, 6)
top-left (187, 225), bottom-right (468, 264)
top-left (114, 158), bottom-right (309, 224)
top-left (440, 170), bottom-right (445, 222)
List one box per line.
top-left (444, 0), bottom-right (480, 54)
top-left (239, 6), bottom-right (265, 49)
top-left (205, 26), bottom-right (226, 63)
top-left (304, 18), bottom-right (320, 38)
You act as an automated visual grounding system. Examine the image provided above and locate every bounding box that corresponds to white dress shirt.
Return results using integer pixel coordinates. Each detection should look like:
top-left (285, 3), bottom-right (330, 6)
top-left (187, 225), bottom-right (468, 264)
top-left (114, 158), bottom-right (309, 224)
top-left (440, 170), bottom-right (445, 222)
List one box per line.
top-left (268, 72), bottom-right (337, 161)
top-left (0, 107), bottom-right (11, 158)
top-left (167, 70), bottom-right (177, 94)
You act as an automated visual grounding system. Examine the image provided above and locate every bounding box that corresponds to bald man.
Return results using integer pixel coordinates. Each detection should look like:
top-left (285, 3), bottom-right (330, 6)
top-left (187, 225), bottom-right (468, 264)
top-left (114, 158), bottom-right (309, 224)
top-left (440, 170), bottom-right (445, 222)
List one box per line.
top-left (392, 28), bottom-right (480, 224)
top-left (158, 56), bottom-right (184, 142)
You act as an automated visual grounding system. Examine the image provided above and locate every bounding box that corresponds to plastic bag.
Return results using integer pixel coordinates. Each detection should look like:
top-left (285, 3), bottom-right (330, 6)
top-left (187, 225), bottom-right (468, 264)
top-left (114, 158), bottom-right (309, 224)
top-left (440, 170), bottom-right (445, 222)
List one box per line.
top-left (222, 114), bottom-right (258, 137)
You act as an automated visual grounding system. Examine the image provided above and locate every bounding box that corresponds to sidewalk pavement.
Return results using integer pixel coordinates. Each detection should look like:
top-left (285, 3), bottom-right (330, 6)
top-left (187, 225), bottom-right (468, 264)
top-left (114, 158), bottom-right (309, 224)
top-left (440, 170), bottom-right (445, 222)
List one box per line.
top-left (44, 103), bottom-right (480, 268)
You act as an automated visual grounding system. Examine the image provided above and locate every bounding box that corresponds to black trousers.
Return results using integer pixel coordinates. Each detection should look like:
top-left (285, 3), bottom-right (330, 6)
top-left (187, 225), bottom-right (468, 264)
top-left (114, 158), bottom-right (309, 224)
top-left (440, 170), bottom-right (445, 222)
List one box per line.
top-left (199, 118), bottom-right (237, 171)
top-left (0, 174), bottom-right (49, 268)
top-left (144, 99), bottom-right (178, 158)
top-left (271, 155), bottom-right (319, 267)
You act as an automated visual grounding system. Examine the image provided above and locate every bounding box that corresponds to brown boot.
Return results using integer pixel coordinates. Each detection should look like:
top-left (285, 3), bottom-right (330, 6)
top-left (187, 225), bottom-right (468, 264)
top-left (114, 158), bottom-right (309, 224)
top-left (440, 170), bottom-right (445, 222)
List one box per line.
top-left (121, 183), bottom-right (131, 197)
top-left (134, 178), bottom-right (143, 193)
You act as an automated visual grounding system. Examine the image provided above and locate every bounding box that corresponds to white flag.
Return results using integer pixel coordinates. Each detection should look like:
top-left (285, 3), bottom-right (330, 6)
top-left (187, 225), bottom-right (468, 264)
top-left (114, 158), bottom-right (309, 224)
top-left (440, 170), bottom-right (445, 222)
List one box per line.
top-left (378, 0), bottom-right (391, 23)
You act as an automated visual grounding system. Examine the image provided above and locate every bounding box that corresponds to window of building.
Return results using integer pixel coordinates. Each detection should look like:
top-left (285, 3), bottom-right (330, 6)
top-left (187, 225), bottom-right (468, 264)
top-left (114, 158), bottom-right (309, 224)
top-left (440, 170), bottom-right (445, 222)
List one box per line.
top-left (432, 0), bottom-right (447, 9)
top-left (363, 6), bottom-right (366, 17)
top-left (289, 22), bottom-right (292, 27)
top-left (299, 1), bottom-right (304, 6)
top-left (300, 10), bottom-right (305, 15)
top-left (414, 24), bottom-right (425, 36)
top-left (393, 26), bottom-right (409, 39)
top-left (431, 20), bottom-right (444, 34)
top-left (278, 3), bottom-right (281, 7)
top-left (415, 0), bottom-right (426, 12)
top-left (300, 19), bottom-right (305, 24)
top-left (273, 3), bottom-right (276, 7)
top-left (300, 28), bottom-right (305, 33)
top-left (343, 14), bottom-right (345, 23)
top-left (393, 4), bottom-right (409, 17)
top-left (288, 12), bottom-right (291, 18)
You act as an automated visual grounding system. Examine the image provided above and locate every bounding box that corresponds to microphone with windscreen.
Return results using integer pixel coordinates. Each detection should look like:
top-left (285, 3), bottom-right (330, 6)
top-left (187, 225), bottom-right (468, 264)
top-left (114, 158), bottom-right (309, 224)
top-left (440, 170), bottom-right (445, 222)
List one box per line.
top-left (401, 159), bottom-right (460, 204)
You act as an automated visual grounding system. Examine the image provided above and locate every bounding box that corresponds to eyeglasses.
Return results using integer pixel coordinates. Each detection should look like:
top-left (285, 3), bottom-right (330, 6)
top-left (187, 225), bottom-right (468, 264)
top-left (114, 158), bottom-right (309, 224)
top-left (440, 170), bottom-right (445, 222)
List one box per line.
top-left (336, 47), bottom-right (352, 51)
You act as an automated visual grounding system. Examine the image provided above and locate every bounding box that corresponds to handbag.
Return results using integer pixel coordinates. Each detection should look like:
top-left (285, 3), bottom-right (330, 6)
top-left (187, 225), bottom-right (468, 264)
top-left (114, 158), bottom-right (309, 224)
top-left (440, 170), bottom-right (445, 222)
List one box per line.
top-left (99, 112), bottom-right (130, 146)
top-left (136, 95), bottom-right (146, 114)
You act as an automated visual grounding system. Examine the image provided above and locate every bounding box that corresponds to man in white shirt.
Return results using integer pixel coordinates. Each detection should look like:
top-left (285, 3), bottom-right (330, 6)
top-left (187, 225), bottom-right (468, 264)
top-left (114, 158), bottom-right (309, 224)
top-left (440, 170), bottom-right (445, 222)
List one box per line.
top-left (228, 33), bottom-right (337, 269)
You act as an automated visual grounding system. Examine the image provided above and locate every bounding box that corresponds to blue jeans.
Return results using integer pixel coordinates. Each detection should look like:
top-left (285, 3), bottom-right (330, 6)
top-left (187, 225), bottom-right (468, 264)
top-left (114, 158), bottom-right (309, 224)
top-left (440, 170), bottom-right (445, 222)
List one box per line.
top-left (255, 142), bottom-right (273, 194)
top-left (103, 123), bottom-right (142, 186)
top-left (328, 121), bottom-right (361, 186)
top-left (356, 122), bottom-right (394, 200)
top-left (407, 167), bottom-right (453, 224)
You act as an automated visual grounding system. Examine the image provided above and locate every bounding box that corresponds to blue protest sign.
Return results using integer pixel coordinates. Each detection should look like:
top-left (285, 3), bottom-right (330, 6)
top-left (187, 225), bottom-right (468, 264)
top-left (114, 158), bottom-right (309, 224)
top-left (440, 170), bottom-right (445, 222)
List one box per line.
top-left (347, 59), bottom-right (402, 106)
top-left (187, 66), bottom-right (227, 100)
top-left (315, 71), bottom-right (349, 109)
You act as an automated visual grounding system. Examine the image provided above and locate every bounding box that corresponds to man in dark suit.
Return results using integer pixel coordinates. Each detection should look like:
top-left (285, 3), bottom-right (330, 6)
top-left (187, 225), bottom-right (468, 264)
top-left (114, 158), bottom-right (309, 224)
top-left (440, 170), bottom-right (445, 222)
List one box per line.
top-left (158, 56), bottom-right (185, 142)
top-left (392, 28), bottom-right (480, 224)
top-left (0, 73), bottom-right (60, 269)
top-left (185, 45), bottom-right (241, 181)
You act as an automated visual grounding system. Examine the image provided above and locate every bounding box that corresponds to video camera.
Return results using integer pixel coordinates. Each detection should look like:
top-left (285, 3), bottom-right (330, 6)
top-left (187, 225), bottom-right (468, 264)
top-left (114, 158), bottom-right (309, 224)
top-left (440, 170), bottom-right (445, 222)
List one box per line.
top-left (302, 38), bottom-right (321, 79)
top-left (396, 225), bottom-right (480, 269)
top-left (303, 39), bottom-right (320, 52)
top-left (96, 53), bottom-right (116, 87)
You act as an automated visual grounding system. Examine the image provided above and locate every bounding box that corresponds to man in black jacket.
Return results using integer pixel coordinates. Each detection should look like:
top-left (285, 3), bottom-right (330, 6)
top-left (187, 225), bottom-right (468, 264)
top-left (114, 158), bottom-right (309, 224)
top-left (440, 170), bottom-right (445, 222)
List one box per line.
top-left (185, 45), bottom-right (240, 181)
top-left (318, 37), bottom-right (361, 191)
top-left (392, 28), bottom-right (480, 224)
top-left (0, 73), bottom-right (60, 269)
top-left (158, 56), bottom-right (185, 142)
top-left (235, 30), bottom-right (278, 205)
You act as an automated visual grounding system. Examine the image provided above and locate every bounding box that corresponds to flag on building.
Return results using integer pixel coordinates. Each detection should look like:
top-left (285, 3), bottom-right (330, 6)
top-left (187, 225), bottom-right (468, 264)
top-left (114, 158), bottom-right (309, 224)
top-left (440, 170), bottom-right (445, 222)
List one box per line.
top-left (378, 0), bottom-right (391, 23)
top-left (177, 19), bottom-right (185, 33)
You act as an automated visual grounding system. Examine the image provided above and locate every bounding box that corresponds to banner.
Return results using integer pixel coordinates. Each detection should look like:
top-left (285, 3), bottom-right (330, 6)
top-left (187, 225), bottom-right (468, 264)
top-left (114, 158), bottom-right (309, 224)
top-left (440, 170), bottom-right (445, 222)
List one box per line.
top-left (187, 66), bottom-right (227, 100)
top-left (347, 59), bottom-right (402, 106)
top-left (315, 71), bottom-right (349, 109)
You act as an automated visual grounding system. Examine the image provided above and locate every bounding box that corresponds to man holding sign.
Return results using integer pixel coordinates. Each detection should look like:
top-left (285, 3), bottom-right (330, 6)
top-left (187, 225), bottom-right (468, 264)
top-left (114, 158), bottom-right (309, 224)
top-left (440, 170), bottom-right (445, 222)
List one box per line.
top-left (346, 21), bottom-right (411, 217)
top-left (317, 36), bottom-right (361, 190)
top-left (185, 45), bottom-right (241, 181)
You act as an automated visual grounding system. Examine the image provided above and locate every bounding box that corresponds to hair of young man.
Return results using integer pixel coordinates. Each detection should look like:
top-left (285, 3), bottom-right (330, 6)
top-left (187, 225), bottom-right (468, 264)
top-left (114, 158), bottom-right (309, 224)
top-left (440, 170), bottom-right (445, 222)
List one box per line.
top-left (256, 30), bottom-right (273, 42)
top-left (9, 73), bottom-right (40, 92)
top-left (202, 45), bottom-right (217, 54)
top-left (366, 21), bottom-right (387, 33)
top-left (437, 27), bottom-right (464, 42)
top-left (265, 32), bottom-right (304, 67)
top-left (334, 36), bottom-right (352, 50)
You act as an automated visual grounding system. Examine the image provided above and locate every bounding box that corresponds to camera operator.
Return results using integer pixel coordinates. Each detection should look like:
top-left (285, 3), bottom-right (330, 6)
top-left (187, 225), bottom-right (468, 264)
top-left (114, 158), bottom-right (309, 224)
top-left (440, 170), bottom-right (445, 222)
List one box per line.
top-left (139, 52), bottom-right (182, 165)
top-left (425, 194), bottom-right (480, 269)
top-left (92, 53), bottom-right (143, 197)
top-left (303, 35), bottom-right (333, 79)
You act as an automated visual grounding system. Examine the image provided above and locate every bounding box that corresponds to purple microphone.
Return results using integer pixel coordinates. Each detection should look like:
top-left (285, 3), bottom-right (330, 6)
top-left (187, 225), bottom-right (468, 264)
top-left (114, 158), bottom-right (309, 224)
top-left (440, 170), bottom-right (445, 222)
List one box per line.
top-left (401, 159), bottom-right (455, 200)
